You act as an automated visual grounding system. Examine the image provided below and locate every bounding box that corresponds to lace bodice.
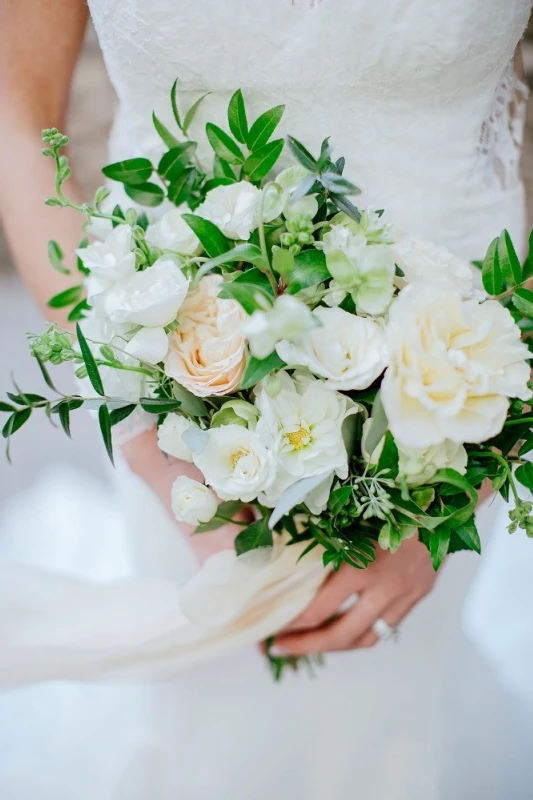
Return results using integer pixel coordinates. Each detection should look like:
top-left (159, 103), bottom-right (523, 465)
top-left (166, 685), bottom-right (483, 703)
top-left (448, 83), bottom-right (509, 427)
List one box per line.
top-left (88, 0), bottom-right (532, 260)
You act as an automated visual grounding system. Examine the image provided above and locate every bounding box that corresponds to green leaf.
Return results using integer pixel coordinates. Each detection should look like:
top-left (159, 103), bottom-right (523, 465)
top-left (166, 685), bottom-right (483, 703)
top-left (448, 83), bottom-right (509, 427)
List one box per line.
top-left (195, 244), bottom-right (267, 284)
top-left (243, 139), bottom-right (284, 182)
top-left (102, 158), bottom-right (153, 185)
top-left (0, 401), bottom-right (15, 413)
top-left (516, 462), bottom-right (533, 491)
top-left (456, 520), bottom-right (481, 554)
top-left (286, 248), bottom-right (331, 294)
top-left (524, 228), bottom-right (533, 280)
top-left (228, 89), bottom-right (248, 144)
top-left (498, 230), bottom-right (522, 288)
top-left (205, 123), bottom-right (244, 165)
top-left (171, 384), bottom-right (208, 417)
top-left (124, 182), bottom-right (165, 208)
top-left (429, 528), bottom-right (451, 571)
top-left (241, 351), bottom-right (286, 390)
top-left (152, 112), bottom-right (180, 149)
top-left (34, 354), bottom-right (57, 392)
top-left (481, 237), bottom-right (502, 295)
top-left (213, 156), bottom-right (235, 180)
top-left (183, 92), bottom-right (211, 135)
top-left (98, 404), bottom-right (114, 465)
top-left (234, 516), bottom-right (273, 555)
top-left (157, 143), bottom-right (197, 181)
top-left (167, 168), bottom-right (196, 206)
top-left (139, 397), bottom-right (182, 414)
top-left (375, 431), bottom-right (399, 478)
top-left (109, 404), bottom-right (137, 427)
top-left (194, 500), bottom-right (244, 534)
top-left (2, 407), bottom-right (31, 439)
top-left (512, 287), bottom-right (533, 318)
top-left (319, 172), bottom-right (361, 195)
top-left (218, 268), bottom-right (274, 314)
top-left (76, 322), bottom-right (105, 397)
top-left (170, 78), bottom-right (182, 130)
top-left (47, 240), bottom-right (70, 275)
top-left (57, 401), bottom-right (72, 438)
top-left (68, 299), bottom-right (91, 322)
top-left (47, 285), bottom-right (83, 309)
top-left (182, 213), bottom-right (231, 257)
top-left (272, 246), bottom-right (295, 278)
top-left (286, 135), bottom-right (317, 171)
top-left (203, 177), bottom-right (236, 193)
top-left (247, 106), bottom-right (285, 151)
top-left (365, 391), bottom-right (388, 457)
top-left (329, 193), bottom-right (361, 223)
top-left (328, 485), bottom-right (352, 516)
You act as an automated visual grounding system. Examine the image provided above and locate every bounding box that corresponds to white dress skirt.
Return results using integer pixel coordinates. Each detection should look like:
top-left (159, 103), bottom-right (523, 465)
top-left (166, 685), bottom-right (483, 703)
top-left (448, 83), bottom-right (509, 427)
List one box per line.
top-left (1, 0), bottom-right (533, 796)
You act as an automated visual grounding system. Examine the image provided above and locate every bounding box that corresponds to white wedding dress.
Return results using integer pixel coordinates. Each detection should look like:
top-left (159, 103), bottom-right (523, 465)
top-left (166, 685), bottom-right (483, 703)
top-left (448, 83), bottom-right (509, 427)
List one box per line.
top-left (2, 0), bottom-right (533, 797)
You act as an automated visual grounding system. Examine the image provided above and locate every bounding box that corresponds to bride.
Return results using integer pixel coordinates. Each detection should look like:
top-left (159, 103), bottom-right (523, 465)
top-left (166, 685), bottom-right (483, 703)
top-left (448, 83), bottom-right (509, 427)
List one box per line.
top-left (1, 0), bottom-right (532, 797)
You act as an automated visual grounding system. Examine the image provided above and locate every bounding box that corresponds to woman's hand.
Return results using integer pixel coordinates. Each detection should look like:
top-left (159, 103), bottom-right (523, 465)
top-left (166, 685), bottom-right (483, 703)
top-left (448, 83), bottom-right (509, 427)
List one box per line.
top-left (121, 427), bottom-right (252, 564)
top-left (271, 535), bottom-right (437, 655)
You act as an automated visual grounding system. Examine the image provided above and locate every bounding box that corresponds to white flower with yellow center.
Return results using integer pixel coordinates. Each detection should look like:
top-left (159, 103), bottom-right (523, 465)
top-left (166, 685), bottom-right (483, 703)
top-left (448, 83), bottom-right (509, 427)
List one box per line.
top-left (193, 424), bottom-right (276, 502)
top-left (255, 371), bottom-right (358, 508)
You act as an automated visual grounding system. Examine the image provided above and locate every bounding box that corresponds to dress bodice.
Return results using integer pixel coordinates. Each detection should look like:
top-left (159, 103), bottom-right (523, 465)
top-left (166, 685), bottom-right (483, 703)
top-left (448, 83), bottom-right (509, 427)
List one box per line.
top-left (88, 0), bottom-right (532, 259)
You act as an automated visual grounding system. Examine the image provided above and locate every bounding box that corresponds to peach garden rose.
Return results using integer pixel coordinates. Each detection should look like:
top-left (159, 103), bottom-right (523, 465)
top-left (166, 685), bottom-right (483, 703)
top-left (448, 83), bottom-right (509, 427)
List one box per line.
top-left (164, 274), bottom-right (247, 397)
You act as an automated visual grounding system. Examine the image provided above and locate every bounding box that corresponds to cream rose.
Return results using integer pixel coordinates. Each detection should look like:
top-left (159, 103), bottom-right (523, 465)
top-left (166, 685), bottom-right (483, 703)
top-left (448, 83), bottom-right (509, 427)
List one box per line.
top-left (164, 274), bottom-right (247, 396)
top-left (171, 476), bottom-right (218, 525)
top-left (393, 236), bottom-right (475, 298)
top-left (195, 181), bottom-right (261, 240)
top-left (193, 424), bottom-right (276, 502)
top-left (276, 306), bottom-right (388, 390)
top-left (381, 282), bottom-right (531, 448)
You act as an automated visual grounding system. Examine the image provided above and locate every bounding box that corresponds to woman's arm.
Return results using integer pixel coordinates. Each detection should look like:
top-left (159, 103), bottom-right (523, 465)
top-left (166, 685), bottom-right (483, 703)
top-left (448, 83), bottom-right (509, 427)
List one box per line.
top-left (0, 0), bottom-right (89, 316)
top-left (0, 2), bottom-right (247, 561)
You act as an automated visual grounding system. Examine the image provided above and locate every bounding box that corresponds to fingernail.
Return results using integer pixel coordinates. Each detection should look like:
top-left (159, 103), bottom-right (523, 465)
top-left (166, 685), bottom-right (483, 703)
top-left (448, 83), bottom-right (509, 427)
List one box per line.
top-left (269, 644), bottom-right (290, 657)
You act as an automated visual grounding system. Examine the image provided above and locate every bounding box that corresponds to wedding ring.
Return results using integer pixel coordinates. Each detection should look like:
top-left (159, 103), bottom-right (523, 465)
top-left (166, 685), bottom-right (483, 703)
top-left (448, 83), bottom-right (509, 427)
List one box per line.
top-left (372, 617), bottom-right (399, 643)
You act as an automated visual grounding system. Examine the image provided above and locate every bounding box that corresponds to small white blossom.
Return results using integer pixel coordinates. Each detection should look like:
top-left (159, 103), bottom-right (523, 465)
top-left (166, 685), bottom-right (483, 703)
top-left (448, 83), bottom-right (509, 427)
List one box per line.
top-left (196, 181), bottom-right (262, 240)
top-left (242, 294), bottom-right (317, 360)
top-left (146, 208), bottom-right (201, 255)
top-left (171, 476), bottom-right (218, 525)
top-left (77, 224), bottom-right (136, 302)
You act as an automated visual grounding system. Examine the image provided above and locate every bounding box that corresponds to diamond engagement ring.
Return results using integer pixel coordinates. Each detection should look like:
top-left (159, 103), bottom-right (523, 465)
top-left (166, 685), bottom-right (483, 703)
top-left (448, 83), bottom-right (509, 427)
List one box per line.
top-left (372, 617), bottom-right (399, 643)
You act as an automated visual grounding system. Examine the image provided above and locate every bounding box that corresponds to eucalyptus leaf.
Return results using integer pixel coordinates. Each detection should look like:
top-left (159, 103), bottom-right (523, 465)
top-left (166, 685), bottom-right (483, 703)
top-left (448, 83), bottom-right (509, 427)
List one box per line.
top-left (329, 193), bottom-right (361, 222)
top-left (47, 240), bottom-right (70, 275)
top-left (319, 172), bottom-right (361, 195)
top-left (157, 142), bottom-right (197, 180)
top-left (109, 404), bottom-right (137, 427)
top-left (171, 383), bottom-right (208, 417)
top-left (498, 229), bottom-right (521, 288)
top-left (47, 285), bottom-right (83, 309)
top-left (102, 158), bottom-right (153, 185)
top-left (247, 105), bottom-right (285, 151)
top-left (139, 397), bottom-right (182, 414)
top-left (181, 424), bottom-right (209, 455)
top-left (205, 123), bottom-right (244, 165)
top-left (218, 268), bottom-right (274, 314)
top-left (124, 182), bottom-right (165, 207)
top-left (286, 135), bottom-right (317, 171)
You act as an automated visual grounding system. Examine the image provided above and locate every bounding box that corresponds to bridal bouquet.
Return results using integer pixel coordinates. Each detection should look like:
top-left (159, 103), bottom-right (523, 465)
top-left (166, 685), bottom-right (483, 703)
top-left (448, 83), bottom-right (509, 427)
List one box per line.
top-left (2, 83), bottom-right (533, 674)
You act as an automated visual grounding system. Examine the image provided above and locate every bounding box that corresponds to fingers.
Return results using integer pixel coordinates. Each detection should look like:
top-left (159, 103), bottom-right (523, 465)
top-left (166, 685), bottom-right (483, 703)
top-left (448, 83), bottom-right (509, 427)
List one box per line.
top-left (274, 585), bottom-right (393, 656)
top-left (352, 592), bottom-right (417, 649)
top-left (282, 566), bottom-right (367, 633)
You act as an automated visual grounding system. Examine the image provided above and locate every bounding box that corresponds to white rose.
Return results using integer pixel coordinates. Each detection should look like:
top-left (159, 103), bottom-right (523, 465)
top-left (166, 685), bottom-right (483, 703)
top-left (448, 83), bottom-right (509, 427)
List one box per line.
top-left (125, 326), bottom-right (169, 364)
top-left (361, 419), bottom-right (467, 485)
top-left (196, 181), bottom-right (261, 240)
top-left (255, 371), bottom-right (358, 507)
top-left (276, 306), bottom-right (387, 390)
top-left (165, 275), bottom-right (247, 397)
top-left (146, 208), bottom-right (201, 255)
top-left (94, 256), bottom-right (189, 328)
top-left (381, 282), bottom-right (531, 448)
top-left (157, 414), bottom-right (195, 462)
top-left (393, 236), bottom-right (475, 298)
top-left (171, 476), bottom-right (218, 525)
top-left (77, 224), bottom-right (136, 301)
top-left (194, 424), bottom-right (276, 502)
top-left (322, 224), bottom-right (395, 315)
top-left (241, 294), bottom-right (317, 360)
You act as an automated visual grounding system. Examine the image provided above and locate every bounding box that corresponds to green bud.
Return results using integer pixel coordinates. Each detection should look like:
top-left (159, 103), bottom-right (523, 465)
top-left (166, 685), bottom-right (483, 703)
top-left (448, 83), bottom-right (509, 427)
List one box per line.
top-left (94, 186), bottom-right (111, 206)
top-left (44, 197), bottom-right (62, 207)
top-left (132, 225), bottom-right (146, 242)
top-left (280, 232), bottom-right (293, 247)
top-left (134, 248), bottom-right (148, 266)
top-left (75, 365), bottom-right (88, 380)
top-left (100, 345), bottom-right (115, 362)
top-left (289, 243), bottom-right (301, 256)
top-left (125, 208), bottom-right (138, 226)
top-left (148, 246), bottom-right (162, 263)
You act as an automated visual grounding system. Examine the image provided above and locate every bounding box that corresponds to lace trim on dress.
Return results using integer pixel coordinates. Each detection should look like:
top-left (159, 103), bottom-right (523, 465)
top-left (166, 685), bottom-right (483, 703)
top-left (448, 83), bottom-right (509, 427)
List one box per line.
top-left (478, 58), bottom-right (529, 191)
